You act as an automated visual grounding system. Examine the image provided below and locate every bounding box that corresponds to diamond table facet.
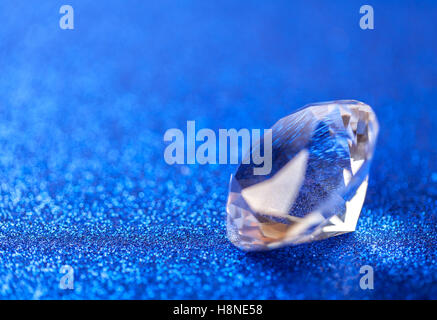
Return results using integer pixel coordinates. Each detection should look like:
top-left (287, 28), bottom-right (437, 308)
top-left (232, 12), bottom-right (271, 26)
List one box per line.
top-left (226, 100), bottom-right (379, 251)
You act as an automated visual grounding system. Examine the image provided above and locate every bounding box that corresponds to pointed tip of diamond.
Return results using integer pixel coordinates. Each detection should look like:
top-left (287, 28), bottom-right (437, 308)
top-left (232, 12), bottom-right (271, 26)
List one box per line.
top-left (226, 100), bottom-right (378, 251)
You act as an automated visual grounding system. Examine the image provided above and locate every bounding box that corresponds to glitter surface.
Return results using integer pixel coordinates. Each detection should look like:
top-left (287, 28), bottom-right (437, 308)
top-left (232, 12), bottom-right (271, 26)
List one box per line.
top-left (0, 0), bottom-right (436, 299)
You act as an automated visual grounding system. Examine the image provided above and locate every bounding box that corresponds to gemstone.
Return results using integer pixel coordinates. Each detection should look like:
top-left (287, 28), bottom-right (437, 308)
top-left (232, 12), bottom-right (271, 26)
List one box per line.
top-left (226, 100), bottom-right (379, 251)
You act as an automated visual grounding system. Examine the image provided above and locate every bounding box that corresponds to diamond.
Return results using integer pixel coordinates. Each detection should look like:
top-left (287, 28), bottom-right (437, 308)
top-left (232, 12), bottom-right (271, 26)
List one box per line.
top-left (226, 100), bottom-right (379, 251)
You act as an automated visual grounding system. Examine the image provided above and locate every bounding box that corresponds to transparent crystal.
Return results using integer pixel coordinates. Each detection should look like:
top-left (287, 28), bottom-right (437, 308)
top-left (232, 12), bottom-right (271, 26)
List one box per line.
top-left (226, 100), bottom-right (379, 251)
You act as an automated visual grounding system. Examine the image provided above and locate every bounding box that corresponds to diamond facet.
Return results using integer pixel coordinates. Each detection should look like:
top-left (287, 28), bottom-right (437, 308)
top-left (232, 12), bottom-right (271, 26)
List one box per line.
top-left (226, 100), bottom-right (379, 251)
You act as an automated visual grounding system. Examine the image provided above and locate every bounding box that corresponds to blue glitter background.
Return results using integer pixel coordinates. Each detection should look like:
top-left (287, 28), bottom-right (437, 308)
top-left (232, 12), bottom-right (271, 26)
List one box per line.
top-left (0, 0), bottom-right (436, 299)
